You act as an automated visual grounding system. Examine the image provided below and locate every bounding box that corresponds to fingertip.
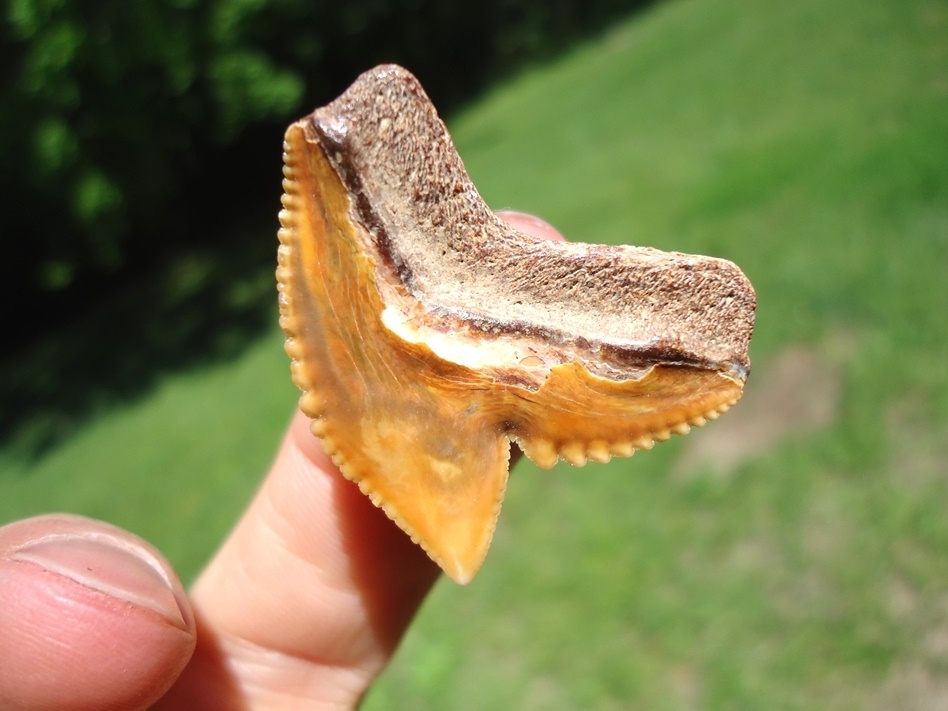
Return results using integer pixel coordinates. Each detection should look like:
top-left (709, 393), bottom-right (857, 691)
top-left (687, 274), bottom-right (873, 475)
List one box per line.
top-left (496, 209), bottom-right (567, 242)
top-left (0, 514), bottom-right (196, 711)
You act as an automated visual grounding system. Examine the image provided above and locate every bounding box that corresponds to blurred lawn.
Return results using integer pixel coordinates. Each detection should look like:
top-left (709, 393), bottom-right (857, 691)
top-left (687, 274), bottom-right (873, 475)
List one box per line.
top-left (3, 0), bottom-right (947, 707)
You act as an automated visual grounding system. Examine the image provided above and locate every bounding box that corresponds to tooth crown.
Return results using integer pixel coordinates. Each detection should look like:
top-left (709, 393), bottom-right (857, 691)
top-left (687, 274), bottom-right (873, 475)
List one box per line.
top-left (277, 65), bottom-right (756, 584)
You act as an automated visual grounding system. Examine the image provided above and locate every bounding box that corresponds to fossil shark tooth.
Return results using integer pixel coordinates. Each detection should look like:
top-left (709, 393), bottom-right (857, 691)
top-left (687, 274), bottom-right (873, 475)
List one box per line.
top-left (276, 64), bottom-right (756, 584)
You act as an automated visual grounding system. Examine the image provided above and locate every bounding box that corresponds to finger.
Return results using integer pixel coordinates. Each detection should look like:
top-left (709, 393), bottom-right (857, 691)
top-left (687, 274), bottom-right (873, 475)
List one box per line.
top-left (0, 514), bottom-right (195, 711)
top-left (156, 411), bottom-right (441, 710)
top-left (496, 209), bottom-right (566, 242)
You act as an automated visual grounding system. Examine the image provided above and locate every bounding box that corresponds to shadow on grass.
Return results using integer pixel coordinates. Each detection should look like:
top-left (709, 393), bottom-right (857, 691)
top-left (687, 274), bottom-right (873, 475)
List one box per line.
top-left (0, 208), bottom-right (282, 462)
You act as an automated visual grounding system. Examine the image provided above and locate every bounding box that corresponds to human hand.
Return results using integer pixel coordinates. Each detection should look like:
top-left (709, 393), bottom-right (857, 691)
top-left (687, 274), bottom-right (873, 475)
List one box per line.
top-left (0, 211), bottom-right (563, 711)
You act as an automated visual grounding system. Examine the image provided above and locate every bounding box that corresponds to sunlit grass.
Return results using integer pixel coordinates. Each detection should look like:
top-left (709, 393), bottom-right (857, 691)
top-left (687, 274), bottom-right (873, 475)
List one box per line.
top-left (0, 329), bottom-right (297, 578)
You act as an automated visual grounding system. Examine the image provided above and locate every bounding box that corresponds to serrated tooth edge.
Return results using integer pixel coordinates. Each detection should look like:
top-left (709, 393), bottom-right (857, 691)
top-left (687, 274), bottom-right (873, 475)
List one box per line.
top-left (559, 442), bottom-right (588, 467)
top-left (586, 440), bottom-right (612, 464)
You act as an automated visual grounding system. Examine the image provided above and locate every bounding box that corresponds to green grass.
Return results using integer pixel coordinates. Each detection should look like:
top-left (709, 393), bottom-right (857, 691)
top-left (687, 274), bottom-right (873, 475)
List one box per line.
top-left (3, 0), bottom-right (947, 707)
top-left (0, 331), bottom-right (297, 577)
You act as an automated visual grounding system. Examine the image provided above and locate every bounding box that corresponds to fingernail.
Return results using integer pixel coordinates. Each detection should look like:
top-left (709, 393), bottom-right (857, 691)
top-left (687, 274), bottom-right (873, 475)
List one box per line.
top-left (9, 532), bottom-right (188, 630)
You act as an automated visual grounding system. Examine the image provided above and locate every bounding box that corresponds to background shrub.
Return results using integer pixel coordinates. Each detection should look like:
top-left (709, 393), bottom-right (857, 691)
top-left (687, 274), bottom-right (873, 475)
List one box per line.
top-left (0, 0), bottom-right (651, 347)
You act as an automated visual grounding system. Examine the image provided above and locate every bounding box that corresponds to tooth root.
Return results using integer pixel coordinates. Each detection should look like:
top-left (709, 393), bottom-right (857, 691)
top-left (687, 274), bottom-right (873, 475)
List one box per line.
top-left (586, 440), bottom-right (612, 464)
top-left (519, 437), bottom-right (558, 469)
top-left (559, 442), bottom-right (588, 467)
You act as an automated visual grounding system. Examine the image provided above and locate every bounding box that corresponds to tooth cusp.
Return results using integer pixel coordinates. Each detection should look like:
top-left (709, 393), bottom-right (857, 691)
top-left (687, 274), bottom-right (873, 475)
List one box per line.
top-left (559, 442), bottom-right (588, 467)
top-left (632, 435), bottom-right (656, 450)
top-left (586, 440), bottom-right (613, 464)
top-left (518, 437), bottom-right (559, 469)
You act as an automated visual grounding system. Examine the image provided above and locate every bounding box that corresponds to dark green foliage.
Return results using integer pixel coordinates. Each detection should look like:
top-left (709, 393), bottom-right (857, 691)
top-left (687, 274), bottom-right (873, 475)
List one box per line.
top-left (0, 0), bottom-right (651, 346)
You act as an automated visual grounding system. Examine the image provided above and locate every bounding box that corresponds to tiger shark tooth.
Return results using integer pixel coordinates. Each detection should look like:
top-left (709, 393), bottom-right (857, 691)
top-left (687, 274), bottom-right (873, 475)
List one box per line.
top-left (276, 64), bottom-right (756, 584)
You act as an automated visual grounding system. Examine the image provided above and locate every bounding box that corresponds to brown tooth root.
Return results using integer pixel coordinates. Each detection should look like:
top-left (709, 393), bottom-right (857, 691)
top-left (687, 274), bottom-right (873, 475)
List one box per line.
top-left (276, 64), bottom-right (757, 584)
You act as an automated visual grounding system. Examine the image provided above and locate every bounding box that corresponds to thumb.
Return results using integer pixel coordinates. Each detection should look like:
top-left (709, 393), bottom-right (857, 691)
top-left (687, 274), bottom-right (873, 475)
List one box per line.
top-left (0, 514), bottom-right (196, 711)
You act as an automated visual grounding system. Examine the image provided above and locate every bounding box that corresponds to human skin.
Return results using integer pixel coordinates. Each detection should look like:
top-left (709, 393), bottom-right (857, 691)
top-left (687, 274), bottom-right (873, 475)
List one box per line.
top-left (0, 211), bottom-right (562, 711)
